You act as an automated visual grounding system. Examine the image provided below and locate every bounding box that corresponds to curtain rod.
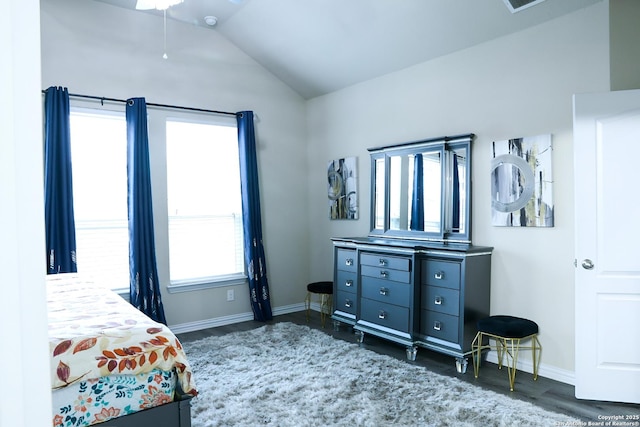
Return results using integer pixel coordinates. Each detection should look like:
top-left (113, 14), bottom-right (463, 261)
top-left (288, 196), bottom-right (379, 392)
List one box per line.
top-left (41, 90), bottom-right (238, 117)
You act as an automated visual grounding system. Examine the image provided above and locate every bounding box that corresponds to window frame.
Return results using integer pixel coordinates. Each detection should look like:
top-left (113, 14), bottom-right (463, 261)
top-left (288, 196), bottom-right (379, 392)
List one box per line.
top-left (163, 115), bottom-right (247, 293)
top-left (69, 104), bottom-right (130, 295)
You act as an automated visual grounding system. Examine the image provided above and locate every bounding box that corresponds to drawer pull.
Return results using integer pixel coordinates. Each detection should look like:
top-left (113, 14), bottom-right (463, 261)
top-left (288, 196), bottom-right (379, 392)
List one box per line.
top-left (378, 310), bottom-right (387, 320)
top-left (433, 321), bottom-right (442, 331)
top-left (345, 258), bottom-right (354, 266)
top-left (434, 271), bottom-right (444, 280)
top-left (378, 258), bottom-right (387, 266)
top-left (344, 299), bottom-right (352, 308)
top-left (345, 279), bottom-right (353, 287)
top-left (379, 270), bottom-right (389, 278)
top-left (434, 296), bottom-right (443, 305)
top-left (379, 287), bottom-right (389, 296)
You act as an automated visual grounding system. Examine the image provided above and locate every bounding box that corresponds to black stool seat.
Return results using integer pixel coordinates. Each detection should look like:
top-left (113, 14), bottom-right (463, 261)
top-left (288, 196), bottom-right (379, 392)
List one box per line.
top-left (477, 315), bottom-right (538, 338)
top-left (307, 281), bottom-right (333, 294)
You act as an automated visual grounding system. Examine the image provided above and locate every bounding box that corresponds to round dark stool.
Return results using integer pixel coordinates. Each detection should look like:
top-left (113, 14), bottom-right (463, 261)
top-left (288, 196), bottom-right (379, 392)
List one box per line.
top-left (304, 281), bottom-right (333, 328)
top-left (471, 315), bottom-right (542, 391)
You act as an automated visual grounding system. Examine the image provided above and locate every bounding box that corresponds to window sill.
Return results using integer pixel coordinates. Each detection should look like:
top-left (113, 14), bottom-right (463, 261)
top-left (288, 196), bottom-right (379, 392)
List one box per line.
top-left (166, 274), bottom-right (248, 294)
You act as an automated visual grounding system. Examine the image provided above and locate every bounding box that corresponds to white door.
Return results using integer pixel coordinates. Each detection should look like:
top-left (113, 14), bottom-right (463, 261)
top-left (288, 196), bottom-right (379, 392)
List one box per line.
top-left (574, 89), bottom-right (640, 404)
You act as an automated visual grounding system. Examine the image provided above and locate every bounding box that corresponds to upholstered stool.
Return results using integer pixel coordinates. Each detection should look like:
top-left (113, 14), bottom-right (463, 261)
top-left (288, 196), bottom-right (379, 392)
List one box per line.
top-left (471, 315), bottom-right (542, 391)
top-left (304, 281), bottom-right (333, 328)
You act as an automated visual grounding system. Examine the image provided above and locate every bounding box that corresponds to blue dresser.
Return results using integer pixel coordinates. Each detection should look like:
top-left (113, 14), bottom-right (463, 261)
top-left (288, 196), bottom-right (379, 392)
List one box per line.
top-left (332, 237), bottom-right (492, 368)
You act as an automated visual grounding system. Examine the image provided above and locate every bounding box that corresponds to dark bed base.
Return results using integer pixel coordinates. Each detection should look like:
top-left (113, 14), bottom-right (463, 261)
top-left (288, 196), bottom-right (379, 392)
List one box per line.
top-left (101, 394), bottom-right (192, 427)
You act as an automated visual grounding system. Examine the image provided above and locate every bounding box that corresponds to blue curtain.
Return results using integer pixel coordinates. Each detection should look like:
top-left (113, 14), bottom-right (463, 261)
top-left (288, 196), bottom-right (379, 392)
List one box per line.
top-left (410, 153), bottom-right (424, 231)
top-left (44, 86), bottom-right (78, 274)
top-left (452, 154), bottom-right (460, 231)
top-left (126, 98), bottom-right (167, 324)
top-left (237, 111), bottom-right (273, 321)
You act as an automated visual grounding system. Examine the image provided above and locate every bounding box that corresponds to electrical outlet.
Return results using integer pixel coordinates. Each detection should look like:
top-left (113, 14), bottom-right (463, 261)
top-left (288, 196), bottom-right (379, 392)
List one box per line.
top-left (226, 289), bottom-right (235, 301)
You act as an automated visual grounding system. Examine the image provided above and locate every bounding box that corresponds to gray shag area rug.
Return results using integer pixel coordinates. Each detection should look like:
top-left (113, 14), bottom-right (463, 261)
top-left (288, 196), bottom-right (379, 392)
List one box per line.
top-left (183, 322), bottom-right (578, 427)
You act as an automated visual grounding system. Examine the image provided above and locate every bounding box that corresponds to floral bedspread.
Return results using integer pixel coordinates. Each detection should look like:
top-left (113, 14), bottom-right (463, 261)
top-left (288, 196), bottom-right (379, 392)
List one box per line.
top-left (52, 369), bottom-right (175, 427)
top-left (47, 274), bottom-right (197, 397)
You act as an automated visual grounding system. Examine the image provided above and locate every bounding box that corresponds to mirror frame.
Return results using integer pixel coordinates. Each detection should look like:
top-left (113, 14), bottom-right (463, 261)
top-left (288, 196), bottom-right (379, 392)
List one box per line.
top-left (368, 134), bottom-right (473, 244)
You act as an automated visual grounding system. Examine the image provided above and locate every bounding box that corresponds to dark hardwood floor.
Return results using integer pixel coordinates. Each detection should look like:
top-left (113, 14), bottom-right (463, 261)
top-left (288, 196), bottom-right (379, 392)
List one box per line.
top-left (177, 311), bottom-right (639, 423)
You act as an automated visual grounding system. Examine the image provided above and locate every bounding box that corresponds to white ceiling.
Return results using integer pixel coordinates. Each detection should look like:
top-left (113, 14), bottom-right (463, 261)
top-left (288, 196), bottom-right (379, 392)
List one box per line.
top-left (93, 0), bottom-right (602, 99)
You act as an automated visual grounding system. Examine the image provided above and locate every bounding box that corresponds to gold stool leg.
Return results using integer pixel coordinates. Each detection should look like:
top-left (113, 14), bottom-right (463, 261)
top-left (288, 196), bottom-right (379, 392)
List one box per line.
top-left (532, 335), bottom-right (542, 381)
top-left (472, 332), bottom-right (482, 378)
top-left (506, 338), bottom-right (521, 392)
top-left (305, 292), bottom-right (311, 322)
top-left (320, 294), bottom-right (327, 328)
top-left (496, 338), bottom-right (506, 369)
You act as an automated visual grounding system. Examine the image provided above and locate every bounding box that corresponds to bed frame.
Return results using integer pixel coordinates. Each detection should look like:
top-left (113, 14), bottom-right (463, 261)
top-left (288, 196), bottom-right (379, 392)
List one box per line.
top-left (101, 392), bottom-right (192, 427)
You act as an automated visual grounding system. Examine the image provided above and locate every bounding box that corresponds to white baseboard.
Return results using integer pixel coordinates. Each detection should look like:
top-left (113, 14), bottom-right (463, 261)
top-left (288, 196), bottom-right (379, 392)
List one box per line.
top-left (485, 352), bottom-right (575, 385)
top-left (168, 302), bottom-right (306, 335)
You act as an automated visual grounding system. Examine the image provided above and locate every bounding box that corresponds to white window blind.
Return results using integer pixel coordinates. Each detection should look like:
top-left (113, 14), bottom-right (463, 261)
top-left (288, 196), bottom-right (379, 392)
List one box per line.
top-left (69, 110), bottom-right (129, 291)
top-left (166, 120), bottom-right (245, 284)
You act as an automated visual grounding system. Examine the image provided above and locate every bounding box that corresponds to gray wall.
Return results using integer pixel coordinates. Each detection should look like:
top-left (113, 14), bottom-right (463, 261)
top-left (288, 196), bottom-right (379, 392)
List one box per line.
top-left (610, 0), bottom-right (640, 90)
top-left (307, 2), bottom-right (610, 383)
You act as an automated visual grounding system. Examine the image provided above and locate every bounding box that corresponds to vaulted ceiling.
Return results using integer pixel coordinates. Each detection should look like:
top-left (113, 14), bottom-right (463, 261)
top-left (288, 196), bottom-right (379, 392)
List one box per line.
top-left (94, 0), bottom-right (602, 99)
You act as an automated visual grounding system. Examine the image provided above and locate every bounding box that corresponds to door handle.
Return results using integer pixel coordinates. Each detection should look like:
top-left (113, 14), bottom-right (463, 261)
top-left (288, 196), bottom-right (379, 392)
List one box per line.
top-left (582, 259), bottom-right (594, 270)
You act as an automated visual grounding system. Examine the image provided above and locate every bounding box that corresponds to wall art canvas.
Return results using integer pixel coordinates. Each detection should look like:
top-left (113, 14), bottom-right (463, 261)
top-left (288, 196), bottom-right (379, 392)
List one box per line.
top-left (491, 134), bottom-right (554, 227)
top-left (328, 156), bottom-right (358, 220)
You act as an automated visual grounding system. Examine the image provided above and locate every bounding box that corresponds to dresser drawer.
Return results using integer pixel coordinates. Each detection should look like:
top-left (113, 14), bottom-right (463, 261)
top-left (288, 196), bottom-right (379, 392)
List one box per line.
top-left (336, 270), bottom-right (357, 293)
top-left (362, 277), bottom-right (411, 307)
top-left (423, 260), bottom-right (461, 289)
top-left (421, 310), bottom-right (459, 344)
top-left (336, 249), bottom-right (357, 272)
top-left (361, 253), bottom-right (410, 271)
top-left (360, 299), bottom-right (410, 333)
top-left (361, 265), bottom-right (411, 283)
top-left (422, 286), bottom-right (460, 316)
top-left (335, 290), bottom-right (357, 316)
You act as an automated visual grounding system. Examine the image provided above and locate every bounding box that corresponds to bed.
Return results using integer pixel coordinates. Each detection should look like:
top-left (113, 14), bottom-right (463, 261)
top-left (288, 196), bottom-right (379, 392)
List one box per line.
top-left (47, 274), bottom-right (197, 427)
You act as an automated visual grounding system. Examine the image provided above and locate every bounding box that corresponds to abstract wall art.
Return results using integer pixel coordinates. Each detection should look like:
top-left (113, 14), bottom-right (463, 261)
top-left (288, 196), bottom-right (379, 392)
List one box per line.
top-left (491, 134), bottom-right (554, 227)
top-left (328, 156), bottom-right (358, 220)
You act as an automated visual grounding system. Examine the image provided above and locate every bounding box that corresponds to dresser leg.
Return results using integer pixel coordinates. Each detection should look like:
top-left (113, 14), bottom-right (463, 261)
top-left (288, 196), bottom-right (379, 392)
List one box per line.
top-left (332, 320), bottom-right (341, 331)
top-left (406, 346), bottom-right (418, 361)
top-left (355, 330), bottom-right (365, 344)
top-left (455, 357), bottom-right (469, 374)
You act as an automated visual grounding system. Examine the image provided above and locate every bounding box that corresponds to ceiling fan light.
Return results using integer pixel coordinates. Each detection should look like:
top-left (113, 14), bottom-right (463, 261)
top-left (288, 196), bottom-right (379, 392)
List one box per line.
top-left (135, 0), bottom-right (183, 11)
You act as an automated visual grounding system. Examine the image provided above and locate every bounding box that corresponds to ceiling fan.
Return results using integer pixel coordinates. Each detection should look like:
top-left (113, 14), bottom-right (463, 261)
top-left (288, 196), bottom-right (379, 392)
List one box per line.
top-left (135, 0), bottom-right (183, 10)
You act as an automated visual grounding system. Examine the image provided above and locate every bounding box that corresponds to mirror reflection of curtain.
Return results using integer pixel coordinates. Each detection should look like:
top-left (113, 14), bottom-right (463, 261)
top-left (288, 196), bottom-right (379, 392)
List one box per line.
top-left (237, 111), bottom-right (273, 321)
top-left (126, 97), bottom-right (167, 324)
top-left (452, 153), bottom-right (460, 231)
top-left (410, 153), bottom-right (424, 231)
top-left (44, 86), bottom-right (78, 274)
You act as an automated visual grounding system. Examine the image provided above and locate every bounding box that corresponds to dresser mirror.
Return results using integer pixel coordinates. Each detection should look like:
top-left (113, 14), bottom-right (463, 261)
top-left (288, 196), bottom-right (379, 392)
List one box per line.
top-left (369, 134), bottom-right (473, 243)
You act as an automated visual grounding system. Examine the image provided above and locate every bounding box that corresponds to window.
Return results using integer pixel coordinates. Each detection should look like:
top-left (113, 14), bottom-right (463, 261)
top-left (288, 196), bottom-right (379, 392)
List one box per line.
top-left (69, 110), bottom-right (129, 291)
top-left (68, 107), bottom-right (244, 293)
top-left (166, 120), bottom-right (244, 285)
